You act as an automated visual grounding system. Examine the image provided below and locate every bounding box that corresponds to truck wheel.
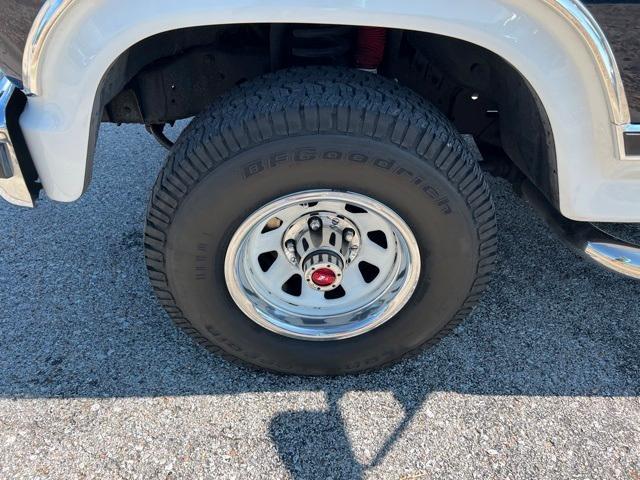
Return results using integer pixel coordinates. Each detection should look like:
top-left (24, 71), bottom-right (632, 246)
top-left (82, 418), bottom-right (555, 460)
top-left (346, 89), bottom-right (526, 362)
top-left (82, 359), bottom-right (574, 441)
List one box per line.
top-left (144, 67), bottom-right (497, 375)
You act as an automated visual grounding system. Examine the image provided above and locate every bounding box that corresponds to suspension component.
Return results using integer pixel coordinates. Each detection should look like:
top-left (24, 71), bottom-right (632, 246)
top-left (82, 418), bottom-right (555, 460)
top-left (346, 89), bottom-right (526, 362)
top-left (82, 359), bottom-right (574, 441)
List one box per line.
top-left (290, 25), bottom-right (354, 65)
top-left (355, 27), bottom-right (387, 72)
top-left (145, 123), bottom-right (174, 150)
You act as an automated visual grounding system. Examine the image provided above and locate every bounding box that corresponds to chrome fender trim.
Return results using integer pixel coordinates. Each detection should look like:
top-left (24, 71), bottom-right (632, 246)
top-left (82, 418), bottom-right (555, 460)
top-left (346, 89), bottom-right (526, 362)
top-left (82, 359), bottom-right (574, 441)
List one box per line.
top-left (540, 0), bottom-right (629, 126)
top-left (22, 0), bottom-right (77, 97)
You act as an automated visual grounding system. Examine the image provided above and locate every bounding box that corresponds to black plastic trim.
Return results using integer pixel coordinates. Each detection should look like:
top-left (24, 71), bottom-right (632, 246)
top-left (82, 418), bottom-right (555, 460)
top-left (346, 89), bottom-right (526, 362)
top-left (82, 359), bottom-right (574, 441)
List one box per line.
top-left (624, 130), bottom-right (640, 156)
top-left (5, 89), bottom-right (41, 198)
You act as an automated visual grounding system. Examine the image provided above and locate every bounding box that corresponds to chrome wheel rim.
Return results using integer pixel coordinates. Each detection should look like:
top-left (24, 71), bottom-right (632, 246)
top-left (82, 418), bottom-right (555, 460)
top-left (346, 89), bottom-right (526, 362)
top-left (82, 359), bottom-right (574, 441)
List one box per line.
top-left (224, 190), bottom-right (421, 341)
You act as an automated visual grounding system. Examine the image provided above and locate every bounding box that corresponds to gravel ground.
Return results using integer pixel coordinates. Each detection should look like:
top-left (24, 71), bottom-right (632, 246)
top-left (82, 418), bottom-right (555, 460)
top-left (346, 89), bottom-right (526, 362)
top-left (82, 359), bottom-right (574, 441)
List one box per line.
top-left (588, 4), bottom-right (640, 116)
top-left (0, 122), bottom-right (639, 479)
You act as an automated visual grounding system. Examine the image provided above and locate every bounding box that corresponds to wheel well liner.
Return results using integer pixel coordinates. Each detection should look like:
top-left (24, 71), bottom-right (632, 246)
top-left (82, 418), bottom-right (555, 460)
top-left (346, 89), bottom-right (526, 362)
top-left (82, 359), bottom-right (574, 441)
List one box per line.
top-left (96, 26), bottom-right (558, 205)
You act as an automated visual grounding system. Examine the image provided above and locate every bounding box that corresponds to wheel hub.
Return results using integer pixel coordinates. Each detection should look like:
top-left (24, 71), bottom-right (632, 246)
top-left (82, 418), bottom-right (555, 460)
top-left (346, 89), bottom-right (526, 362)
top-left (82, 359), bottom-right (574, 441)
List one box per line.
top-left (281, 212), bottom-right (361, 268)
top-left (281, 212), bottom-right (358, 292)
top-left (303, 250), bottom-right (344, 291)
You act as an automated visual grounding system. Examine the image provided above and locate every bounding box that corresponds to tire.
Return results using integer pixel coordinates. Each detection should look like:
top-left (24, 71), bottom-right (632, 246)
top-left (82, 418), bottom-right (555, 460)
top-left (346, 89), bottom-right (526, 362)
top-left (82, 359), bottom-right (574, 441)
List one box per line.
top-left (144, 67), bottom-right (497, 375)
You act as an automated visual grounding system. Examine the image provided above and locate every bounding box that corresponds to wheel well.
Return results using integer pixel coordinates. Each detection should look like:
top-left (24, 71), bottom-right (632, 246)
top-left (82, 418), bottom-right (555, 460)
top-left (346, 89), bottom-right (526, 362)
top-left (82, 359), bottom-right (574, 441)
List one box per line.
top-left (99, 24), bottom-right (557, 205)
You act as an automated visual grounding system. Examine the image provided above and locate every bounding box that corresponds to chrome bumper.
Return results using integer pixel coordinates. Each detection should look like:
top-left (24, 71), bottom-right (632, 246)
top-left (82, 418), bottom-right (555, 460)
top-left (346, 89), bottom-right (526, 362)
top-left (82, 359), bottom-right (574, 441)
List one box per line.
top-left (0, 76), bottom-right (36, 207)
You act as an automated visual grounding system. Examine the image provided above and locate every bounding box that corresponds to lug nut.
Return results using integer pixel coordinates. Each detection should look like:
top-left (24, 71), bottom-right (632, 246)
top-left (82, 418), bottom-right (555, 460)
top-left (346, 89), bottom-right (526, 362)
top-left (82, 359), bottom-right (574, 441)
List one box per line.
top-left (286, 240), bottom-right (296, 252)
top-left (344, 229), bottom-right (355, 242)
top-left (309, 218), bottom-right (322, 231)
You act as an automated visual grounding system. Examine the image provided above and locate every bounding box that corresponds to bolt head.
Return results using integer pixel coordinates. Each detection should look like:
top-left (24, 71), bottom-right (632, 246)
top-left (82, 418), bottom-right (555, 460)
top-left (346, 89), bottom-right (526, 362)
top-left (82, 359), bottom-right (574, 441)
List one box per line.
top-left (309, 218), bottom-right (322, 231)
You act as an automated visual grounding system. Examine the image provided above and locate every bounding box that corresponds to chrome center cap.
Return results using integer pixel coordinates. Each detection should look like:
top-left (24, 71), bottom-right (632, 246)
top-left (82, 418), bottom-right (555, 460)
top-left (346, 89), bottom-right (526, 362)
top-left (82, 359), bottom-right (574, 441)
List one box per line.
top-left (303, 250), bottom-right (344, 291)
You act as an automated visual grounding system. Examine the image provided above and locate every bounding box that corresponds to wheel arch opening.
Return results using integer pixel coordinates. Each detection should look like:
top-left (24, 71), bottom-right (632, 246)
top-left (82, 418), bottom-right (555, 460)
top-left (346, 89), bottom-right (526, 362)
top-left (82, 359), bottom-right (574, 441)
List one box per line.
top-left (91, 23), bottom-right (557, 205)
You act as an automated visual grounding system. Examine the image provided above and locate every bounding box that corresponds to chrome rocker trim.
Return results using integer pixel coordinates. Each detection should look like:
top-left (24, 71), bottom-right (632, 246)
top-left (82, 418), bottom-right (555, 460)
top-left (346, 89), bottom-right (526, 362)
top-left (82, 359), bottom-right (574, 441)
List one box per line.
top-left (0, 77), bottom-right (35, 208)
top-left (522, 181), bottom-right (640, 280)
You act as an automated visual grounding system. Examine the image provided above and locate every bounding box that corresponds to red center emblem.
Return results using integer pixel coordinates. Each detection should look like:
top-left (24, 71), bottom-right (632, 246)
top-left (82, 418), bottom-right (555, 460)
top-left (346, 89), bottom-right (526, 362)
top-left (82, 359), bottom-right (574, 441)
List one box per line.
top-left (311, 268), bottom-right (337, 287)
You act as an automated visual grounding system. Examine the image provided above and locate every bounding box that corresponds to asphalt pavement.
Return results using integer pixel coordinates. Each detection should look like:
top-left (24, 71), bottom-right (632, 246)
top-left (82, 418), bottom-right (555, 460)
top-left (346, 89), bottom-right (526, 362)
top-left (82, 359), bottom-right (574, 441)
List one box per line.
top-left (0, 122), bottom-right (638, 479)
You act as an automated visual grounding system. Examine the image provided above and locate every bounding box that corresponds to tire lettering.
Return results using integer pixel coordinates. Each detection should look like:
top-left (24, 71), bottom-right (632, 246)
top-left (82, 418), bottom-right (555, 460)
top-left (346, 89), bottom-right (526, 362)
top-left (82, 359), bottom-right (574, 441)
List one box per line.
top-left (194, 243), bottom-right (209, 280)
top-left (348, 153), bottom-right (368, 163)
top-left (269, 152), bottom-right (289, 168)
top-left (243, 160), bottom-right (264, 178)
top-left (422, 185), bottom-right (440, 200)
top-left (322, 151), bottom-right (342, 160)
top-left (394, 167), bottom-right (414, 179)
top-left (240, 148), bottom-right (453, 215)
top-left (295, 147), bottom-right (316, 162)
top-left (373, 158), bottom-right (395, 170)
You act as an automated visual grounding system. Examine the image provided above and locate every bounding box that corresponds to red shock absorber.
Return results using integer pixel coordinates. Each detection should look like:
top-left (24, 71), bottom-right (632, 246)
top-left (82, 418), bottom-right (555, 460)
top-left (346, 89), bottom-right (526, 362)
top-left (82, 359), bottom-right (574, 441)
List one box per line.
top-left (355, 27), bottom-right (387, 71)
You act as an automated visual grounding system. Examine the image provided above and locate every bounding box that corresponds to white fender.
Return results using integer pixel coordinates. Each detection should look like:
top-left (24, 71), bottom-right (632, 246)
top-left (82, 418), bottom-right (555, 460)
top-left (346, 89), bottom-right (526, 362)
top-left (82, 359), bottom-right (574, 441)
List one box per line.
top-left (18, 0), bottom-right (640, 221)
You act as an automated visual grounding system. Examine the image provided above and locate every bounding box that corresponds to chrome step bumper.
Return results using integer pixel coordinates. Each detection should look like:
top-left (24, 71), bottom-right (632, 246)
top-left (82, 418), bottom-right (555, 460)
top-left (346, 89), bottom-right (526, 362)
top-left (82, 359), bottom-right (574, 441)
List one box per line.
top-left (0, 76), bottom-right (37, 208)
top-left (522, 181), bottom-right (640, 280)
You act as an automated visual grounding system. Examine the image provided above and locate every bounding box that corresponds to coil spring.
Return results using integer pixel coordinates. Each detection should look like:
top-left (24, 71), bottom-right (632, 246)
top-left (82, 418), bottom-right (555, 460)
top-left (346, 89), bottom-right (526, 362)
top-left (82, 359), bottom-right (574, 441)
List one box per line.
top-left (290, 25), bottom-right (353, 65)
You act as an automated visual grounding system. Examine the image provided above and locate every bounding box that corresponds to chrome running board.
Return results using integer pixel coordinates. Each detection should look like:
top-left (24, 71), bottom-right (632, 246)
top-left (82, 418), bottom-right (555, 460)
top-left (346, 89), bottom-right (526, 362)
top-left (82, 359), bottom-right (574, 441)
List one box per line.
top-left (521, 181), bottom-right (640, 280)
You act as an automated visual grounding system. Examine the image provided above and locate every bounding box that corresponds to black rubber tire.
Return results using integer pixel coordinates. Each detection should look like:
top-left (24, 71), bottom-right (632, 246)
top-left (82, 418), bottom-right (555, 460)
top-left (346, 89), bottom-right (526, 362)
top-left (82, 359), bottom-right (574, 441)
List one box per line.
top-left (144, 67), bottom-right (497, 375)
